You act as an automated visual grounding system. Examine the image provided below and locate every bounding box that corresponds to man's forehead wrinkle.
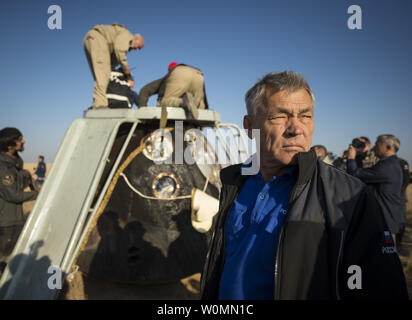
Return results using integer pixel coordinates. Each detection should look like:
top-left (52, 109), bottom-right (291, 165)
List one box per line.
top-left (259, 89), bottom-right (313, 119)
top-left (275, 95), bottom-right (312, 106)
top-left (266, 104), bottom-right (313, 114)
top-left (266, 89), bottom-right (311, 104)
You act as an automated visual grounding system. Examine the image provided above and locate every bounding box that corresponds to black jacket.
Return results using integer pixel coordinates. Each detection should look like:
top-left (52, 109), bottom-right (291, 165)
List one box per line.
top-left (138, 64), bottom-right (209, 109)
top-left (347, 155), bottom-right (404, 233)
top-left (201, 149), bottom-right (408, 300)
top-left (398, 158), bottom-right (410, 205)
top-left (106, 70), bottom-right (134, 108)
top-left (0, 153), bottom-right (38, 227)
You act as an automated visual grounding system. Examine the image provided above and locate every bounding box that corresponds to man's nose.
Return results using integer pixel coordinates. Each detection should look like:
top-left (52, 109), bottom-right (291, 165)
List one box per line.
top-left (285, 117), bottom-right (303, 136)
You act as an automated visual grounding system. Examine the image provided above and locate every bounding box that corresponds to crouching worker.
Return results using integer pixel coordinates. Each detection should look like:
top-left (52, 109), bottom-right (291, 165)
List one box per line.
top-left (138, 62), bottom-right (209, 126)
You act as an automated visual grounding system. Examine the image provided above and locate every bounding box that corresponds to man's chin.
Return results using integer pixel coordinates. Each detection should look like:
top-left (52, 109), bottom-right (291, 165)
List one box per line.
top-left (283, 153), bottom-right (298, 166)
top-left (265, 153), bottom-right (298, 168)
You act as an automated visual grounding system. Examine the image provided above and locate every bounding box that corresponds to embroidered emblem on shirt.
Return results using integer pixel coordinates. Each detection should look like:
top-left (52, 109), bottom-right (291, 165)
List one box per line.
top-left (2, 174), bottom-right (15, 186)
top-left (280, 208), bottom-right (287, 215)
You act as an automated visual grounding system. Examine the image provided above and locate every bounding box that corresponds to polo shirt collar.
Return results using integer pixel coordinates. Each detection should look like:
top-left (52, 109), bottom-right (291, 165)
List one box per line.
top-left (249, 166), bottom-right (297, 184)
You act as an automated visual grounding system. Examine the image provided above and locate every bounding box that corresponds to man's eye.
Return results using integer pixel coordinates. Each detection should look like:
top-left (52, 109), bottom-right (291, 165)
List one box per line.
top-left (270, 115), bottom-right (287, 120)
top-left (302, 114), bottom-right (312, 118)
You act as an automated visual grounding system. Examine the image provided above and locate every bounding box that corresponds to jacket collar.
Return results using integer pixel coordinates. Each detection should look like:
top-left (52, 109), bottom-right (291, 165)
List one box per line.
top-left (295, 147), bottom-right (318, 186)
top-left (222, 148), bottom-right (317, 188)
top-left (379, 154), bottom-right (397, 162)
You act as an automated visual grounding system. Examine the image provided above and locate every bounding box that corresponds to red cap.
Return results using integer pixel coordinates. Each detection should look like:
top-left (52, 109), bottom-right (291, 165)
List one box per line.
top-left (168, 62), bottom-right (179, 70)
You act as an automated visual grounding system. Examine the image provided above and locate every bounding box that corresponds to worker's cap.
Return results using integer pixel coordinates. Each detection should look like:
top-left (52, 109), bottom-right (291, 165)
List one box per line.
top-left (168, 62), bottom-right (179, 70)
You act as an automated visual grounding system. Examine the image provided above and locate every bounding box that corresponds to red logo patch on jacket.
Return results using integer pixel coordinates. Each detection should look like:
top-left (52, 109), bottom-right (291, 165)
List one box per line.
top-left (382, 231), bottom-right (396, 254)
top-left (384, 231), bottom-right (394, 244)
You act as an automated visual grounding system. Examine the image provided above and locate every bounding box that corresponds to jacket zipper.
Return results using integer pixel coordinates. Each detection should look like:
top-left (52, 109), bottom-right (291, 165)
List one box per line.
top-left (274, 183), bottom-right (300, 299)
top-left (335, 230), bottom-right (345, 300)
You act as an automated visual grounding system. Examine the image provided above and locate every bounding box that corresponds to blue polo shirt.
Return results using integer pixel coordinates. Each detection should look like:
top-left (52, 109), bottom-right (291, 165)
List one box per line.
top-left (219, 167), bottom-right (297, 300)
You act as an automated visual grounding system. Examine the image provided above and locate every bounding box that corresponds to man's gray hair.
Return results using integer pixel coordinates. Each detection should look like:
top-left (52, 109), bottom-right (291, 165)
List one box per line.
top-left (245, 71), bottom-right (315, 119)
top-left (377, 134), bottom-right (400, 152)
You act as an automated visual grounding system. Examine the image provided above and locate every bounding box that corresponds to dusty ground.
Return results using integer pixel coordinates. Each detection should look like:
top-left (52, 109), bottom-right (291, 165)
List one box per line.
top-left (23, 163), bottom-right (52, 175)
top-left (60, 272), bottom-right (201, 300)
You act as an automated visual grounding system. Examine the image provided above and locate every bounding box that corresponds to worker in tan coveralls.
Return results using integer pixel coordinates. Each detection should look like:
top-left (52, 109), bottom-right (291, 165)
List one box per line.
top-left (83, 23), bottom-right (145, 109)
top-left (161, 65), bottom-right (207, 111)
top-left (138, 63), bottom-right (208, 127)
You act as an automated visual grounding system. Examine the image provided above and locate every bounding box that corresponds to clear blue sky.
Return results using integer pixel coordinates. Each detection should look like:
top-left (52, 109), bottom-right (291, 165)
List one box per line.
top-left (1, 0), bottom-right (411, 164)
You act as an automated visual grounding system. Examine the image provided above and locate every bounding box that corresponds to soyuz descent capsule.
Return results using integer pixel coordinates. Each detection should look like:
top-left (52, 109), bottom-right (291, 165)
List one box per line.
top-left (0, 107), bottom-right (249, 299)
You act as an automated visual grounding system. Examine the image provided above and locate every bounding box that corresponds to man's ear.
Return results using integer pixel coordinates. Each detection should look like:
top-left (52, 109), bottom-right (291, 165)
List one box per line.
top-left (243, 115), bottom-right (253, 139)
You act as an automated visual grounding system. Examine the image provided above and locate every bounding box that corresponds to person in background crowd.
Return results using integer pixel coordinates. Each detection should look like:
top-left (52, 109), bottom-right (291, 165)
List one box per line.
top-left (0, 128), bottom-right (38, 275)
top-left (313, 145), bottom-right (332, 165)
top-left (34, 155), bottom-right (46, 192)
top-left (333, 149), bottom-right (348, 172)
top-left (352, 136), bottom-right (379, 169)
top-left (347, 134), bottom-right (405, 245)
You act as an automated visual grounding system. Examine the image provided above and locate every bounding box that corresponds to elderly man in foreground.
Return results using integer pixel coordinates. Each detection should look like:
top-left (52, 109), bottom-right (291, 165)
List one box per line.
top-left (200, 71), bottom-right (408, 300)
